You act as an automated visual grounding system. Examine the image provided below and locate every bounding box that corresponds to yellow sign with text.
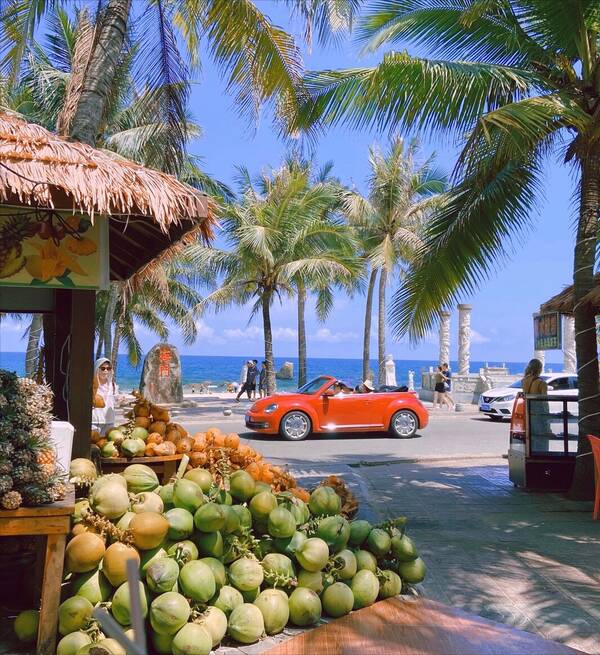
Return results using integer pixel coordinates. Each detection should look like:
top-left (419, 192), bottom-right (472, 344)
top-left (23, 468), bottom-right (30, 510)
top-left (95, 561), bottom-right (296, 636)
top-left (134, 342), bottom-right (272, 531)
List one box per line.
top-left (0, 209), bottom-right (109, 290)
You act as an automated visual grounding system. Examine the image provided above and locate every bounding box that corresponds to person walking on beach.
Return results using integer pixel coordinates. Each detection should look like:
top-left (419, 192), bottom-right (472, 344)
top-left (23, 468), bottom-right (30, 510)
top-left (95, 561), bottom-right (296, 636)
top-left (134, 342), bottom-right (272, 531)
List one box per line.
top-left (442, 363), bottom-right (455, 406)
top-left (236, 360), bottom-right (254, 402)
top-left (259, 361), bottom-right (268, 398)
top-left (433, 365), bottom-right (454, 410)
top-left (251, 359), bottom-right (259, 399)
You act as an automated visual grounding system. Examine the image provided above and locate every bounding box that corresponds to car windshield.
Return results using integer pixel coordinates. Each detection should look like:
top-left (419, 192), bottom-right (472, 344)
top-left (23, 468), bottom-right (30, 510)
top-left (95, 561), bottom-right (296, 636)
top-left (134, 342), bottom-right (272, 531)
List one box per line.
top-left (297, 376), bottom-right (329, 394)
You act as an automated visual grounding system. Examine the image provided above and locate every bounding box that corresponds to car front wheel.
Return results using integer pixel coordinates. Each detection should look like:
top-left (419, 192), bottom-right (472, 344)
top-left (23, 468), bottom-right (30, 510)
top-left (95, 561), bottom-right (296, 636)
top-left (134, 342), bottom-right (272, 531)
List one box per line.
top-left (390, 410), bottom-right (418, 438)
top-left (279, 411), bottom-right (312, 441)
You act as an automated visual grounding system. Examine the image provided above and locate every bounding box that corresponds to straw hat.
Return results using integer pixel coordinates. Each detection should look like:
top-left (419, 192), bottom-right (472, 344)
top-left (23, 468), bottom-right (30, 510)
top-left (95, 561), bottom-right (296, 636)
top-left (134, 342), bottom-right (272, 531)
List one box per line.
top-left (363, 379), bottom-right (375, 391)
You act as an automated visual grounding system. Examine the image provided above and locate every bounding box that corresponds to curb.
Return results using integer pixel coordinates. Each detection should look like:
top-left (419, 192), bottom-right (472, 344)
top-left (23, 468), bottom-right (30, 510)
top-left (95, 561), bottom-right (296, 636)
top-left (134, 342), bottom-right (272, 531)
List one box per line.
top-left (348, 453), bottom-right (507, 468)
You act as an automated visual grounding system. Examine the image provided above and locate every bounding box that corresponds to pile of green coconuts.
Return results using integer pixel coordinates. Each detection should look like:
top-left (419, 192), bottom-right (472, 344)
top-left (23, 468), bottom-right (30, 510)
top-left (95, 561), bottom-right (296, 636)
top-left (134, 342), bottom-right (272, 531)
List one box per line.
top-left (13, 461), bottom-right (426, 655)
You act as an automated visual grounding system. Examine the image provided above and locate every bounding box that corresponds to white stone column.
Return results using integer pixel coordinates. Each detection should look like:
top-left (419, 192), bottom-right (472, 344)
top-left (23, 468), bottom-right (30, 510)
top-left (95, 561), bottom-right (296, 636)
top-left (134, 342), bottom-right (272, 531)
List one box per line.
top-left (457, 304), bottom-right (472, 375)
top-left (438, 310), bottom-right (451, 365)
top-left (563, 315), bottom-right (576, 373)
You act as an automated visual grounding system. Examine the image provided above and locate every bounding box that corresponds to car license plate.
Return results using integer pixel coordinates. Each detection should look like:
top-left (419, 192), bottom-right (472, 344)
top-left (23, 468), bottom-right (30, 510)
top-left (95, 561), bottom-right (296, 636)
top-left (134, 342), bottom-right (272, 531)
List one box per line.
top-left (480, 403), bottom-right (491, 411)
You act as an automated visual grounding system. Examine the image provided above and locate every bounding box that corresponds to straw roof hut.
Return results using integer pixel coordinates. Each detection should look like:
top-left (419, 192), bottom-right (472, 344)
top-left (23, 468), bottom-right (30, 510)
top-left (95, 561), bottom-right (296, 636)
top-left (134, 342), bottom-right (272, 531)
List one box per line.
top-left (0, 111), bottom-right (215, 279)
top-left (540, 274), bottom-right (600, 315)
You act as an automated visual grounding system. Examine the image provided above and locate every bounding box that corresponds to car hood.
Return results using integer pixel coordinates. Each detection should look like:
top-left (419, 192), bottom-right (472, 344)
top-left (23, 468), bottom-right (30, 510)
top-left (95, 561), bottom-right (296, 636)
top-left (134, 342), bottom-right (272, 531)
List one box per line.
top-left (482, 386), bottom-right (519, 397)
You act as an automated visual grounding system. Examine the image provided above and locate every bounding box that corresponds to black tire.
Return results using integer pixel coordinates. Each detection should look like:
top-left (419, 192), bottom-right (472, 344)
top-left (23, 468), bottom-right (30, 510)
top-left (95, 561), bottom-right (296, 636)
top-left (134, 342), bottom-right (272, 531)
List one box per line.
top-left (279, 411), bottom-right (312, 441)
top-left (389, 409), bottom-right (418, 438)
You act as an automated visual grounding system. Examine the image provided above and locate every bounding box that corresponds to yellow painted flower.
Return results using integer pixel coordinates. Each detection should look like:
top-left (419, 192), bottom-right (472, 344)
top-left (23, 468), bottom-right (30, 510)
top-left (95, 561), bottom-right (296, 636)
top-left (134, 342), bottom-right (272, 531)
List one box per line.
top-left (25, 241), bottom-right (87, 282)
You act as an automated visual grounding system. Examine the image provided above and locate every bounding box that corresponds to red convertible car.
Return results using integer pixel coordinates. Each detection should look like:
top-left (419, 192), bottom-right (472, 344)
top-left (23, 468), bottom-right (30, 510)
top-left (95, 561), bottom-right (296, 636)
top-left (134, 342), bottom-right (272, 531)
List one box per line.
top-left (245, 375), bottom-right (429, 441)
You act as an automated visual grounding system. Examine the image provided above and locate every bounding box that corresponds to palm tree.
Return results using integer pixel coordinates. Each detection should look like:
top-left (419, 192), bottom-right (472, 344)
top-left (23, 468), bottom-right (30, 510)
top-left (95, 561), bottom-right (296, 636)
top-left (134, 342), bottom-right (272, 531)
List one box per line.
top-left (293, 1), bottom-right (599, 497)
top-left (188, 162), bottom-right (359, 393)
top-left (0, 0), bottom-right (361, 150)
top-left (343, 137), bottom-right (445, 384)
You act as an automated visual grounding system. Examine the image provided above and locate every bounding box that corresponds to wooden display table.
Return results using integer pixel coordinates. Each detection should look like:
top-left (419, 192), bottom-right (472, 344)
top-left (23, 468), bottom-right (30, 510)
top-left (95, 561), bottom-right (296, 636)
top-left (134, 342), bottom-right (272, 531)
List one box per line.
top-left (101, 454), bottom-right (183, 483)
top-left (0, 490), bottom-right (74, 655)
top-left (266, 597), bottom-right (585, 655)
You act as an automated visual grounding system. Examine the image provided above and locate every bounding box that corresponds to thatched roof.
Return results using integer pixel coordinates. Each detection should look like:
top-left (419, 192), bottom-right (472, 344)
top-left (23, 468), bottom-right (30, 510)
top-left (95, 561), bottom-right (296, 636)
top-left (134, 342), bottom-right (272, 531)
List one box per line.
top-left (540, 274), bottom-right (600, 314)
top-left (0, 112), bottom-right (216, 279)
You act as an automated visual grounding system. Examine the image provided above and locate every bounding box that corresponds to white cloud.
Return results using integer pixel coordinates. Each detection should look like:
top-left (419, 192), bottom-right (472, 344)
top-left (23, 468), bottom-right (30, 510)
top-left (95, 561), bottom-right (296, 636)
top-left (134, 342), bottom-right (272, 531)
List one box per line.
top-left (195, 319), bottom-right (225, 344)
top-left (312, 328), bottom-right (359, 343)
top-left (272, 327), bottom-right (297, 341)
top-left (223, 326), bottom-right (263, 340)
top-left (470, 329), bottom-right (491, 344)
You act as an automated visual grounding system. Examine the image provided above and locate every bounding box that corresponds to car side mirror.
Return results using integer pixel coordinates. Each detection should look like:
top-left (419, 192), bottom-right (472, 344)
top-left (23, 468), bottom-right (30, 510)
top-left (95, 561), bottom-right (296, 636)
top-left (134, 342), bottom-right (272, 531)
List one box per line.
top-left (322, 389), bottom-right (335, 397)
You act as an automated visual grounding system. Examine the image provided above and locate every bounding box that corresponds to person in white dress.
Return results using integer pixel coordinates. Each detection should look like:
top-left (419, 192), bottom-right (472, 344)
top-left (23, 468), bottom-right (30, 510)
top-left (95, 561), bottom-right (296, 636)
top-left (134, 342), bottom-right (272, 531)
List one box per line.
top-left (384, 354), bottom-right (397, 387)
top-left (91, 357), bottom-right (120, 435)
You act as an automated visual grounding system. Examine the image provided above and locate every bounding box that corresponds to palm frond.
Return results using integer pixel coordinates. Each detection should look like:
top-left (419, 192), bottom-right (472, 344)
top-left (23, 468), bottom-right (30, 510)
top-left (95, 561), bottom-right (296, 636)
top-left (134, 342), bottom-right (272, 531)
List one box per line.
top-left (284, 0), bottom-right (361, 50)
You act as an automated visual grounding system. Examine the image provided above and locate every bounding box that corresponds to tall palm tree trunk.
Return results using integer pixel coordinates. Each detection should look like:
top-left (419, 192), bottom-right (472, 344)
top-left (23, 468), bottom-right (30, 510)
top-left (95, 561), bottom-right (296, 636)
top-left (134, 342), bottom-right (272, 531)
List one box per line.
top-left (569, 148), bottom-right (600, 499)
top-left (95, 333), bottom-right (104, 360)
top-left (25, 314), bottom-right (43, 378)
top-left (111, 326), bottom-right (121, 379)
top-left (362, 268), bottom-right (378, 380)
top-left (262, 290), bottom-right (276, 394)
top-left (297, 281), bottom-right (307, 387)
top-left (103, 283), bottom-right (119, 360)
top-left (69, 0), bottom-right (132, 146)
top-left (378, 268), bottom-right (388, 386)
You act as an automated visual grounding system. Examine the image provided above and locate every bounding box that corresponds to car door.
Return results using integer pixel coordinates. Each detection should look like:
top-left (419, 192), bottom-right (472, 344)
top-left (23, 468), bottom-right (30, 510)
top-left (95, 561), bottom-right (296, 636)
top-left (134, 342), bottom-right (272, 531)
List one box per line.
top-left (319, 391), bottom-right (377, 430)
top-left (547, 377), bottom-right (571, 415)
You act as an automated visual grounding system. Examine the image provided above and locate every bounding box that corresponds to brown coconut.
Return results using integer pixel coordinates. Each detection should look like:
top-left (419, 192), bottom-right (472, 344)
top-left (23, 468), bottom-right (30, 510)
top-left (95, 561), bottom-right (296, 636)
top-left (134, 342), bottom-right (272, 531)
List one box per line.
top-left (129, 512), bottom-right (169, 550)
top-left (149, 421), bottom-right (166, 436)
top-left (102, 542), bottom-right (140, 586)
top-left (65, 532), bottom-right (106, 573)
top-left (135, 416), bottom-right (151, 429)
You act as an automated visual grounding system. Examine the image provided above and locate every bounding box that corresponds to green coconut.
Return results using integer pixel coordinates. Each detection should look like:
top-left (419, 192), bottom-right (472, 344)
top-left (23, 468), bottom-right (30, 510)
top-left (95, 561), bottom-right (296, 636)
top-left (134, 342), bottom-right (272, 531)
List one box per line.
top-left (58, 596), bottom-right (93, 635)
top-left (171, 623), bottom-right (212, 655)
top-left (131, 491), bottom-right (164, 514)
top-left (72, 499), bottom-right (90, 524)
top-left (228, 558), bottom-right (264, 591)
top-left (279, 496), bottom-right (310, 526)
top-left (121, 438), bottom-right (146, 459)
top-left (131, 426), bottom-right (149, 441)
top-left (308, 486), bottom-right (341, 516)
top-left (398, 557), bottom-right (427, 584)
top-left (322, 581), bottom-right (355, 618)
top-left (149, 592), bottom-right (190, 635)
top-left (89, 481), bottom-right (129, 519)
top-left (378, 569), bottom-right (402, 598)
top-left (288, 587), bottom-right (322, 626)
top-left (221, 505), bottom-right (241, 534)
top-left (167, 540), bottom-right (199, 566)
top-left (183, 468), bottom-right (213, 493)
top-left (297, 568), bottom-right (324, 594)
top-left (261, 553), bottom-right (296, 581)
top-left (267, 506), bottom-right (296, 539)
top-left (355, 549), bottom-right (378, 573)
top-left (70, 568), bottom-right (112, 604)
top-left (351, 570), bottom-right (380, 609)
top-left (194, 530), bottom-right (224, 558)
top-left (210, 585), bottom-right (243, 616)
top-left (107, 429), bottom-right (125, 444)
top-left (151, 631), bottom-right (174, 655)
top-left (158, 483), bottom-right (174, 509)
top-left (115, 511), bottom-right (135, 531)
top-left (91, 474), bottom-right (127, 494)
top-left (111, 581), bottom-right (148, 625)
top-left (295, 537), bottom-right (329, 572)
top-left (227, 604), bottom-right (265, 644)
top-left (139, 545), bottom-right (169, 575)
top-left (165, 508), bottom-right (194, 540)
top-left (333, 549), bottom-right (357, 580)
top-left (173, 479), bottom-right (205, 513)
top-left (249, 491), bottom-right (278, 522)
top-left (193, 502), bottom-right (226, 532)
top-left (101, 442), bottom-right (118, 458)
top-left (254, 588), bottom-right (289, 635)
top-left (69, 458), bottom-right (98, 482)
top-left (178, 560), bottom-right (216, 602)
top-left (273, 530), bottom-right (307, 558)
top-left (366, 528), bottom-right (391, 558)
top-left (86, 638), bottom-right (126, 655)
top-left (348, 519), bottom-right (372, 546)
top-left (198, 606), bottom-right (228, 647)
top-left (200, 557), bottom-right (227, 589)
top-left (229, 470), bottom-right (256, 501)
top-left (56, 631), bottom-right (91, 655)
top-left (13, 609), bottom-right (39, 643)
top-left (146, 557), bottom-right (180, 594)
top-left (230, 505), bottom-right (252, 532)
top-left (240, 587), bottom-right (261, 602)
top-left (317, 515), bottom-right (350, 553)
top-left (390, 534), bottom-right (418, 562)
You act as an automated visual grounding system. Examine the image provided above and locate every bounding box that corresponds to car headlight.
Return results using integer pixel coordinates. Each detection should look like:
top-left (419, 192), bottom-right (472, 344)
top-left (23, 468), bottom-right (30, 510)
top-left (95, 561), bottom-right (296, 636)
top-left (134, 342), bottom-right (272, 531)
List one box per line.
top-left (264, 403), bottom-right (278, 414)
top-left (495, 395), bottom-right (515, 403)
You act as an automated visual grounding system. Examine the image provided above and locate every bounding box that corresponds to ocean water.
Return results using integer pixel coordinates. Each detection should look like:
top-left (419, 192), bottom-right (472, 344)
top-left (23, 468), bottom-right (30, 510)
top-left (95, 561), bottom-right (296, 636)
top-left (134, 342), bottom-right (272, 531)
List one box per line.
top-left (0, 351), bottom-right (539, 392)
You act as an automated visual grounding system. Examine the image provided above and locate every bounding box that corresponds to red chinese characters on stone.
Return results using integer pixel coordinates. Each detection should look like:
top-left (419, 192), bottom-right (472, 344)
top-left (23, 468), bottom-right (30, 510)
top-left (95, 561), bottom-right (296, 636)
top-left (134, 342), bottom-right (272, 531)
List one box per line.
top-left (158, 348), bottom-right (172, 378)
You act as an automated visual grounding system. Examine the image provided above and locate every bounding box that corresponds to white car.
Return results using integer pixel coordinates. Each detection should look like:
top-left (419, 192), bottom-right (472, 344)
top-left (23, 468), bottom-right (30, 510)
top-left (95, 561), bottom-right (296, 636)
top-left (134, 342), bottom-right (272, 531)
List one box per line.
top-left (479, 374), bottom-right (578, 421)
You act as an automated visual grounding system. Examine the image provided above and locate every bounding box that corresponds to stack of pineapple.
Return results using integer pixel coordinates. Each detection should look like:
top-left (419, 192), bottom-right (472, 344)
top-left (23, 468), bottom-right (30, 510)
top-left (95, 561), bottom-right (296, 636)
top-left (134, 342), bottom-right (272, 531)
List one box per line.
top-left (0, 370), bottom-right (67, 510)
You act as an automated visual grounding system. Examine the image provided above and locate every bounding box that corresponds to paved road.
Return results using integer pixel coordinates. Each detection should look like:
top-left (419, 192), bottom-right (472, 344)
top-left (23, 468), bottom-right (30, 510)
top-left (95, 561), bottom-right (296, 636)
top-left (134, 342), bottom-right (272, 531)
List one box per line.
top-left (173, 405), bottom-right (511, 466)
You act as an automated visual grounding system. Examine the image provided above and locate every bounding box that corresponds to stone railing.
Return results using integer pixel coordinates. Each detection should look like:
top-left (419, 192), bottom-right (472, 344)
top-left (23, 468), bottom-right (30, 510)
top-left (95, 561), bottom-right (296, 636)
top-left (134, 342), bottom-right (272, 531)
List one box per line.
top-left (419, 366), bottom-right (521, 404)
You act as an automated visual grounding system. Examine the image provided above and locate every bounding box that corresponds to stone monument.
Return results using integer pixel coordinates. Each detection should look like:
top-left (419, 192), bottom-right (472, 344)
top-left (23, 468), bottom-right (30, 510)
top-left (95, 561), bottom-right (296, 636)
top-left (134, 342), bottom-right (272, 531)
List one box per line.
top-left (276, 361), bottom-right (294, 380)
top-left (457, 303), bottom-right (472, 375)
top-left (408, 370), bottom-right (415, 391)
top-left (139, 343), bottom-right (183, 403)
top-left (438, 310), bottom-right (451, 365)
top-left (563, 315), bottom-right (576, 373)
top-left (384, 354), bottom-right (397, 387)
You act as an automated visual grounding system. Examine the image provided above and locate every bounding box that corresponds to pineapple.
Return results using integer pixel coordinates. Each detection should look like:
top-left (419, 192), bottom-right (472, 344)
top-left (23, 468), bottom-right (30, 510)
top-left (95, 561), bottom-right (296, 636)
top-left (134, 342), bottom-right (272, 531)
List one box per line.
top-left (0, 216), bottom-right (33, 278)
top-left (49, 480), bottom-right (68, 502)
top-left (0, 474), bottom-right (12, 494)
top-left (12, 465), bottom-right (33, 484)
top-left (20, 483), bottom-right (51, 506)
top-left (0, 460), bottom-right (12, 475)
top-left (0, 441), bottom-right (14, 458)
top-left (13, 450), bottom-right (33, 466)
top-left (0, 490), bottom-right (22, 510)
top-left (36, 448), bottom-right (56, 466)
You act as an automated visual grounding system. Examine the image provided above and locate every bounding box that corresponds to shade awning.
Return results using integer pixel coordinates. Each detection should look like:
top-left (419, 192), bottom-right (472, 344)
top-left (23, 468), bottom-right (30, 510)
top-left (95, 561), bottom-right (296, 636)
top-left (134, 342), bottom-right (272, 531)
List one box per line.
top-left (0, 111), bottom-right (216, 279)
top-left (540, 273), bottom-right (600, 315)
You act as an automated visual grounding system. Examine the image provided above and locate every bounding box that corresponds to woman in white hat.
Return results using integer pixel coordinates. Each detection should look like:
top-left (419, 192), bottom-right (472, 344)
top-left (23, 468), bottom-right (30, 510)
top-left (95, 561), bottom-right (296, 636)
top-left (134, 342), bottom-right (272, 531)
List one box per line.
top-left (92, 357), bottom-right (120, 435)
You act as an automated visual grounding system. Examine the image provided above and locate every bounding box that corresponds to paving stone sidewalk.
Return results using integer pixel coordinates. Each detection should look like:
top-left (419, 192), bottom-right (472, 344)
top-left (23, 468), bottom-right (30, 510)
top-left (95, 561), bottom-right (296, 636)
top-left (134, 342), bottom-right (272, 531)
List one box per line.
top-left (353, 456), bottom-right (600, 654)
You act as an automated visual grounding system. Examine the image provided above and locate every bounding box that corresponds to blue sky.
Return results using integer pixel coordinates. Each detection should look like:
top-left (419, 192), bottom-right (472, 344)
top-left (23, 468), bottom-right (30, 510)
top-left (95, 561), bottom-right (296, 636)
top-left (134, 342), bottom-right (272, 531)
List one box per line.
top-left (1, 2), bottom-right (570, 364)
